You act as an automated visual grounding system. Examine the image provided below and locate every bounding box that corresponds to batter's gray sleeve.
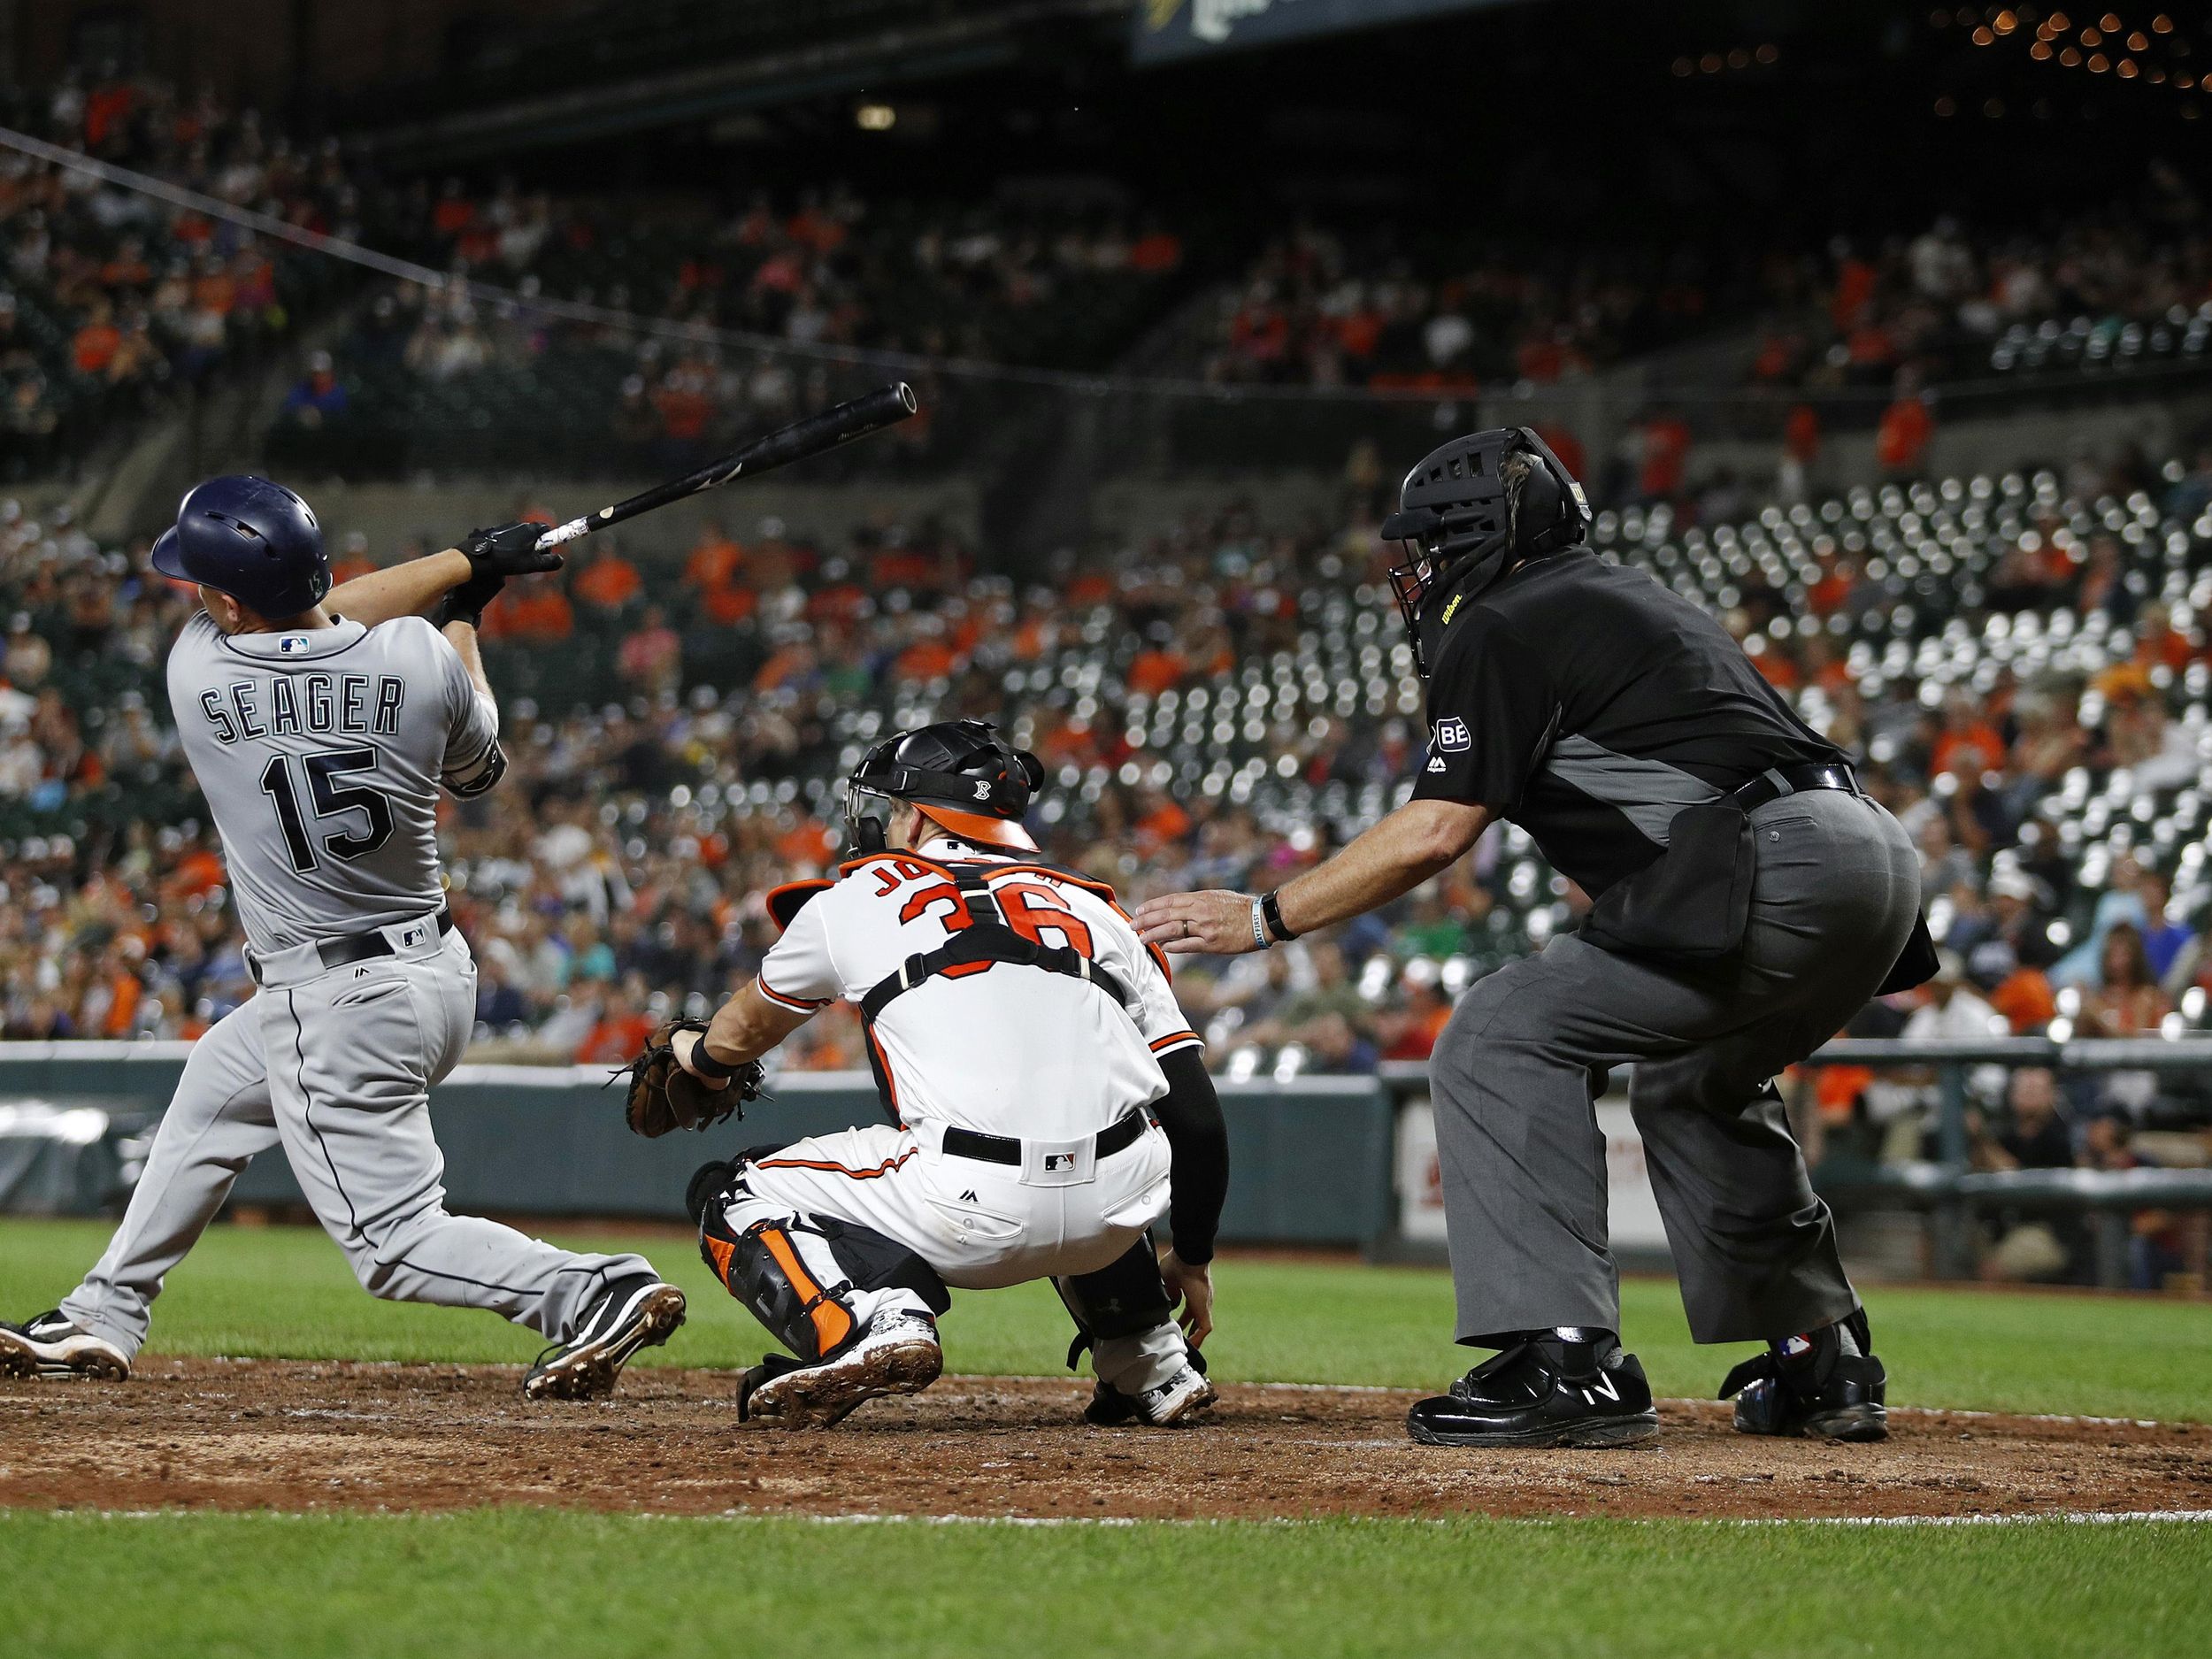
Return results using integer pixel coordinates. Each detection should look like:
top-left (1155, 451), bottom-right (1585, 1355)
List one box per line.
top-left (432, 624), bottom-right (505, 798)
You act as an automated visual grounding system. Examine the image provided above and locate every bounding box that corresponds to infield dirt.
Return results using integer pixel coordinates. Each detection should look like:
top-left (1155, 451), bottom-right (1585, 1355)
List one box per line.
top-left (4, 1361), bottom-right (2208, 1521)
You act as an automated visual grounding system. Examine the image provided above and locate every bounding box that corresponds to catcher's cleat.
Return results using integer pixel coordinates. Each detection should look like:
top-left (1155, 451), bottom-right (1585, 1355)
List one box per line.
top-left (522, 1275), bottom-right (686, 1401)
top-left (738, 1308), bottom-right (941, 1428)
top-left (1406, 1331), bottom-right (1660, 1448)
top-left (0, 1310), bottom-right (130, 1380)
top-left (1083, 1361), bottom-right (1217, 1428)
top-left (1721, 1308), bottom-right (1888, 1443)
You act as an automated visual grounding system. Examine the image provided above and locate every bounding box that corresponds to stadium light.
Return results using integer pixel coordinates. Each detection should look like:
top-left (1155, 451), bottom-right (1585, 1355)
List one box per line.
top-left (855, 103), bottom-right (896, 132)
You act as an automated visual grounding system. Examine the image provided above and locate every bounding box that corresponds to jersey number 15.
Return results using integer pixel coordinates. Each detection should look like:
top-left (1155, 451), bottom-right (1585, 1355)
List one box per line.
top-left (259, 748), bottom-right (396, 873)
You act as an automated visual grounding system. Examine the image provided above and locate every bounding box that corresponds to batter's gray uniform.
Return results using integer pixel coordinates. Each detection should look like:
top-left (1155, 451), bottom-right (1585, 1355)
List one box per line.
top-left (60, 611), bottom-right (647, 1358)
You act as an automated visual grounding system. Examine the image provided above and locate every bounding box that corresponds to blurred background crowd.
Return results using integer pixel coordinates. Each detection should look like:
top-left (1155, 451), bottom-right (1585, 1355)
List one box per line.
top-left (6, 5), bottom-right (2212, 1286)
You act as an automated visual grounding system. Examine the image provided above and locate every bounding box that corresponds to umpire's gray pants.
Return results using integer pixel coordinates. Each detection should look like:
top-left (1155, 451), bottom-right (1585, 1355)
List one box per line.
top-left (1431, 789), bottom-right (1920, 1348)
top-left (61, 928), bottom-right (649, 1359)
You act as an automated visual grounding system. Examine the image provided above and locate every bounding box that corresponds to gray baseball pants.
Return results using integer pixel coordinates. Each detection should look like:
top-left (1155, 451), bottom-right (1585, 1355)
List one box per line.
top-left (1430, 788), bottom-right (1921, 1348)
top-left (61, 926), bottom-right (649, 1360)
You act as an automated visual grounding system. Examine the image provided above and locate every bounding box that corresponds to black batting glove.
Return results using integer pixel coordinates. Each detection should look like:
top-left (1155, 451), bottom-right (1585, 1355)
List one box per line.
top-left (464, 520), bottom-right (563, 579)
top-left (435, 567), bottom-right (508, 629)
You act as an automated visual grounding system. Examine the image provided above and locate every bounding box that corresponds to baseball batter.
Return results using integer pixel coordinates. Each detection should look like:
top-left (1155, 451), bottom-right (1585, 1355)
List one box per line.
top-left (0, 475), bottom-right (685, 1398)
top-left (657, 719), bottom-right (1228, 1428)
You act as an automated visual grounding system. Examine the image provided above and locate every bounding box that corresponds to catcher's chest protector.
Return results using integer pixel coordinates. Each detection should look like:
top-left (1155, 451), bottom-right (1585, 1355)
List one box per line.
top-left (855, 864), bottom-right (1135, 1114)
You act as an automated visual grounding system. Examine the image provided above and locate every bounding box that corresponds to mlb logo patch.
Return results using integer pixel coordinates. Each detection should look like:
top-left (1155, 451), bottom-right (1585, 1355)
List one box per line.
top-left (1434, 717), bottom-right (1471, 752)
top-left (400, 925), bottom-right (426, 948)
top-left (278, 635), bottom-right (311, 655)
top-left (1044, 1153), bottom-right (1075, 1172)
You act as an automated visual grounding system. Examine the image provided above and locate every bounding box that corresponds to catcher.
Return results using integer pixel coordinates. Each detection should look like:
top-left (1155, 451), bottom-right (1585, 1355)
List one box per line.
top-left (621, 719), bottom-right (1228, 1429)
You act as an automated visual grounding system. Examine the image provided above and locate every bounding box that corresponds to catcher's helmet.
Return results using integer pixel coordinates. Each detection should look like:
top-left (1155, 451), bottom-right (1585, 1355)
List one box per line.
top-left (1380, 426), bottom-right (1590, 676)
top-left (844, 718), bottom-right (1045, 856)
top-left (150, 474), bottom-right (330, 620)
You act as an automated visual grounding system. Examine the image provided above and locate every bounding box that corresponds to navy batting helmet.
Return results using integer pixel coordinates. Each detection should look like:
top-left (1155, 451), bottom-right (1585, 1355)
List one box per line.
top-left (150, 475), bottom-right (330, 619)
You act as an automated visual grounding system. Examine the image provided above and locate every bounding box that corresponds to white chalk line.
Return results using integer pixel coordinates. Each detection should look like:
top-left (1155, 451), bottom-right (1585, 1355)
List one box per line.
top-left (52, 1508), bottom-right (2212, 1528)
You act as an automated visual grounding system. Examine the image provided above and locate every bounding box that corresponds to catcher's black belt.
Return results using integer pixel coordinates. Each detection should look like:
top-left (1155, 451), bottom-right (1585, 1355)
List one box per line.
top-left (249, 907), bottom-right (453, 986)
top-left (941, 1110), bottom-right (1150, 1168)
top-left (1723, 761), bottom-right (1861, 813)
top-left (858, 866), bottom-right (1133, 1021)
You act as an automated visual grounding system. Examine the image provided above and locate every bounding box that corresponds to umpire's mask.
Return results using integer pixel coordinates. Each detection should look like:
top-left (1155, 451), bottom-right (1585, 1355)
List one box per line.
top-left (1381, 426), bottom-right (1591, 676)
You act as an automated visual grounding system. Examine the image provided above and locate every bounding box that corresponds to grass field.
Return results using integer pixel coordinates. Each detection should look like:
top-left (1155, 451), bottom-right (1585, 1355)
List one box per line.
top-left (4, 1217), bottom-right (2208, 1658)
top-left (0, 1509), bottom-right (2207, 1659)
top-left (0, 1217), bottom-right (2205, 1419)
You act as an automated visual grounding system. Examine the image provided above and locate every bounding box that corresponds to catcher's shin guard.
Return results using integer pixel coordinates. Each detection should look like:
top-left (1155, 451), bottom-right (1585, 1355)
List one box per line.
top-left (1056, 1235), bottom-right (1195, 1402)
top-left (698, 1176), bottom-right (949, 1363)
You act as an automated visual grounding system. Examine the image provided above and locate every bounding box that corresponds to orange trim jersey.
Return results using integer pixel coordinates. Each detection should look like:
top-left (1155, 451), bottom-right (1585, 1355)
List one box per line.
top-left (757, 844), bottom-right (1202, 1141)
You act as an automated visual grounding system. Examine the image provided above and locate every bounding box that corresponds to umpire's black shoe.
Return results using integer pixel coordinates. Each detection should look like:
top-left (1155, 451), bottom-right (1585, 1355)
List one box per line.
top-left (1720, 1308), bottom-right (1887, 1442)
top-left (1406, 1331), bottom-right (1660, 1448)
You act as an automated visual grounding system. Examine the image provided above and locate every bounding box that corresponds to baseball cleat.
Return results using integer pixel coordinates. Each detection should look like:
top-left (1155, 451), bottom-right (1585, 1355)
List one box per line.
top-left (1083, 1360), bottom-right (1217, 1427)
top-left (521, 1276), bottom-right (686, 1401)
top-left (1406, 1331), bottom-right (1660, 1448)
top-left (1721, 1308), bottom-right (1888, 1443)
top-left (0, 1310), bottom-right (132, 1380)
top-left (738, 1308), bottom-right (941, 1428)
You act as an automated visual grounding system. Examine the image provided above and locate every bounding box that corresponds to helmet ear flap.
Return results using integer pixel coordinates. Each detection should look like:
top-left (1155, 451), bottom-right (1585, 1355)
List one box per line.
top-left (1016, 749), bottom-right (1044, 793)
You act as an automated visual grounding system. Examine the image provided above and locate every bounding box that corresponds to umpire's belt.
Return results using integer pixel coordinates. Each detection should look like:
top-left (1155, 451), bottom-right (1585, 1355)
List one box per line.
top-left (940, 1110), bottom-right (1150, 1169)
top-left (1723, 761), bottom-right (1861, 814)
top-left (247, 906), bottom-right (454, 987)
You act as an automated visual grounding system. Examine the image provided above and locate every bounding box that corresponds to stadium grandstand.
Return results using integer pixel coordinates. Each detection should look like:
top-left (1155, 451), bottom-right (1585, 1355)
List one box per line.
top-left (2, 0), bottom-right (2210, 1295)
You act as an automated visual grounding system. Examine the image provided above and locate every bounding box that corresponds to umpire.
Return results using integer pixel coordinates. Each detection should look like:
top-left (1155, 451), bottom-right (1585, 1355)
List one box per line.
top-left (1134, 427), bottom-right (1930, 1448)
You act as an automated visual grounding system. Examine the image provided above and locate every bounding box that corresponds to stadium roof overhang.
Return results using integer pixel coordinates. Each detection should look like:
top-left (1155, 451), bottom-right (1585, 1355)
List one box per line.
top-left (355, 0), bottom-right (1128, 166)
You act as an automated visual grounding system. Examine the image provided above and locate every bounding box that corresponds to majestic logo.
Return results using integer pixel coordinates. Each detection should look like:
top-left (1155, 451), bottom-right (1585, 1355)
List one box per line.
top-left (1426, 757), bottom-right (1446, 773)
top-left (1434, 718), bottom-right (1471, 752)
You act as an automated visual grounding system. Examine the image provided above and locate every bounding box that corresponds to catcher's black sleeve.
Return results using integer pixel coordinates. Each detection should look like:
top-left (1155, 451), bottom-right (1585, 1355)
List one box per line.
top-left (1151, 1047), bottom-right (1228, 1266)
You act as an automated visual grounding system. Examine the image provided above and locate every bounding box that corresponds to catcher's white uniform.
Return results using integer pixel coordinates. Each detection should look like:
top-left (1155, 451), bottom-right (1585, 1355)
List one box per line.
top-left (718, 841), bottom-right (1201, 1392)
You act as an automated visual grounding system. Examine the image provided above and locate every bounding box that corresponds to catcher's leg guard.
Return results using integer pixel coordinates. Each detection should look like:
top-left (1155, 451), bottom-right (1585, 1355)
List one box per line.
top-left (1056, 1236), bottom-right (1193, 1397)
top-left (697, 1167), bottom-right (949, 1363)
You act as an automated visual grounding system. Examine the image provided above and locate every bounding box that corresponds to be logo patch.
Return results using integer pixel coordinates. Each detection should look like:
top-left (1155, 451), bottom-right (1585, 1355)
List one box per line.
top-left (1434, 718), bottom-right (1471, 753)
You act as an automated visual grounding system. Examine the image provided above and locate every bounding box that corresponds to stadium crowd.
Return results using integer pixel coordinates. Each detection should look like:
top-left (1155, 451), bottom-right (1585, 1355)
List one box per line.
top-left (0, 65), bottom-right (374, 479)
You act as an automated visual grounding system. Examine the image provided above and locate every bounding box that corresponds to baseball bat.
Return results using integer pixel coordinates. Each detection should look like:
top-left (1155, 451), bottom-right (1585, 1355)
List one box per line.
top-left (534, 381), bottom-right (918, 551)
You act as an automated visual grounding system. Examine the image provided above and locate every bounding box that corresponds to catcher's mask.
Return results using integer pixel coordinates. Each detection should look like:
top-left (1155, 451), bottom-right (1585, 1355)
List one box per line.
top-left (1381, 426), bottom-right (1591, 677)
top-left (842, 718), bottom-right (1045, 856)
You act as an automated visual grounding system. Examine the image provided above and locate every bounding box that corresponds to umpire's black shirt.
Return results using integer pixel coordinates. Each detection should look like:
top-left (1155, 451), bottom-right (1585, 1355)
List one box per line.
top-left (1412, 549), bottom-right (1841, 896)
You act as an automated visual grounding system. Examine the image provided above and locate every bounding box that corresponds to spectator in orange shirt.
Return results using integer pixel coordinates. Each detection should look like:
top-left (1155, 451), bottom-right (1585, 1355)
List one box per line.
top-left (575, 987), bottom-right (655, 1065)
top-left (1930, 690), bottom-right (2004, 780)
top-left (775, 816), bottom-right (836, 871)
top-left (328, 532), bottom-right (378, 587)
top-left (683, 518), bottom-right (742, 593)
top-left (73, 300), bottom-right (122, 376)
top-left (1876, 376), bottom-right (1933, 478)
top-left (572, 543), bottom-right (643, 615)
top-left (1126, 643), bottom-right (1187, 698)
top-left (485, 579), bottom-right (574, 642)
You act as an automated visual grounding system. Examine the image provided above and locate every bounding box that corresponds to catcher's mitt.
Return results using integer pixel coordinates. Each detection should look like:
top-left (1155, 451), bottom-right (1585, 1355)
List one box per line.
top-left (618, 1018), bottom-right (764, 1138)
